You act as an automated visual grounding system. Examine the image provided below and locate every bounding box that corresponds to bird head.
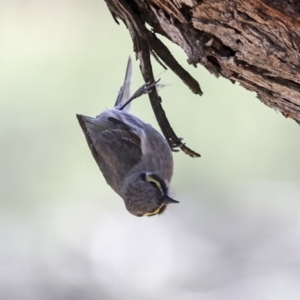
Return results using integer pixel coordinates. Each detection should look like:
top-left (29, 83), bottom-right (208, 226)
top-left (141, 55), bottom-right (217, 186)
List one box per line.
top-left (121, 172), bottom-right (179, 217)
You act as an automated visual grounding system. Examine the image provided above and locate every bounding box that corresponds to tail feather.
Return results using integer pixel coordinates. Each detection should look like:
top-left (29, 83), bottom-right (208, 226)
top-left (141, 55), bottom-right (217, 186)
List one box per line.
top-left (114, 56), bottom-right (132, 111)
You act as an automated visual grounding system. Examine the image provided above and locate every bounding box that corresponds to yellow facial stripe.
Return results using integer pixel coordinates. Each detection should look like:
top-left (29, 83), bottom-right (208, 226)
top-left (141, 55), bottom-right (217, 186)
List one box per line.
top-left (145, 174), bottom-right (162, 190)
top-left (143, 204), bottom-right (165, 216)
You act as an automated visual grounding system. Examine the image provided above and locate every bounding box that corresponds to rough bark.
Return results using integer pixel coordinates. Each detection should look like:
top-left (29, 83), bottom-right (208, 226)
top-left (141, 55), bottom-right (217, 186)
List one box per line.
top-left (104, 0), bottom-right (300, 156)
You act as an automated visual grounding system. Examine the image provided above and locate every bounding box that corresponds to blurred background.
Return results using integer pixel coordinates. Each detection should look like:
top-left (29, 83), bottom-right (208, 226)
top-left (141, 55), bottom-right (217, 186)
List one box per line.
top-left (1, 1), bottom-right (300, 299)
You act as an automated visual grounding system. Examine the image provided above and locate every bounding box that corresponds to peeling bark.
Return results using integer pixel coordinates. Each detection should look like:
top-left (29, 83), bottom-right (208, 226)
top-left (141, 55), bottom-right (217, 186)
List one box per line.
top-left (105, 0), bottom-right (300, 156)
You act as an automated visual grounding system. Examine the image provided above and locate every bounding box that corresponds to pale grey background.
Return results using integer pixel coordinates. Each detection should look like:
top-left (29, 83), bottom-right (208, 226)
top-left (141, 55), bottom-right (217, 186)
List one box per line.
top-left (1, 1), bottom-right (300, 299)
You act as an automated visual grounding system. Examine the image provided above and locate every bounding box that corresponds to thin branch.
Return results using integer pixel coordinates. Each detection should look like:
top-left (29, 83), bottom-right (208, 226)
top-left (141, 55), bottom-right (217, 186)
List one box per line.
top-left (104, 0), bottom-right (202, 157)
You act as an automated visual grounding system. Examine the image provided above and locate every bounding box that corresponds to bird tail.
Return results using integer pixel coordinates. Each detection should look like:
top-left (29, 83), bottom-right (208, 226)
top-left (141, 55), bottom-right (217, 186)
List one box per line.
top-left (114, 56), bottom-right (133, 112)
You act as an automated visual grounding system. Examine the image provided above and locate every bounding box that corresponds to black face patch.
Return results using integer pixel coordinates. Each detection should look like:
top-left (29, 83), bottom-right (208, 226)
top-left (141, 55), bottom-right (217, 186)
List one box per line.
top-left (140, 172), bottom-right (168, 195)
top-left (149, 173), bottom-right (168, 194)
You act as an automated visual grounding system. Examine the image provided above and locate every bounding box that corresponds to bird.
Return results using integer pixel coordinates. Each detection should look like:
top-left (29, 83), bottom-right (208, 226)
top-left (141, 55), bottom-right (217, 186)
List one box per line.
top-left (76, 57), bottom-right (178, 217)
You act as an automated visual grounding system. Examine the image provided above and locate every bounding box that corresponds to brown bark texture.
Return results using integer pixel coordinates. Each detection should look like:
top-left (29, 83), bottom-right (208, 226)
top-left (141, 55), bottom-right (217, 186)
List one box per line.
top-left (105, 0), bottom-right (300, 156)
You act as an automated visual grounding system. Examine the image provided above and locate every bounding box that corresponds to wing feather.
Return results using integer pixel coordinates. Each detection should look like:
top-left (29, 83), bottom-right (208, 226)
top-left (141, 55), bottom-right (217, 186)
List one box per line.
top-left (76, 114), bottom-right (142, 193)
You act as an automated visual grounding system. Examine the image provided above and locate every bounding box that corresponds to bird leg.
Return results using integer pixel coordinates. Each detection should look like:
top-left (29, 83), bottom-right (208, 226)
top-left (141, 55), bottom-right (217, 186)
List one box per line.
top-left (119, 80), bottom-right (160, 110)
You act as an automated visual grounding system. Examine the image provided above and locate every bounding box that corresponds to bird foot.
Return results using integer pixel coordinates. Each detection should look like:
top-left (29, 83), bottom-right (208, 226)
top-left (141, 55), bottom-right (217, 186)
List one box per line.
top-left (169, 138), bottom-right (185, 152)
top-left (119, 80), bottom-right (160, 110)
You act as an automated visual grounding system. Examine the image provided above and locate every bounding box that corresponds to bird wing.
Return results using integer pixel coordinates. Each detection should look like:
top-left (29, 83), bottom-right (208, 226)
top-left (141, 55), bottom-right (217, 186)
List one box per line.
top-left (77, 114), bottom-right (142, 194)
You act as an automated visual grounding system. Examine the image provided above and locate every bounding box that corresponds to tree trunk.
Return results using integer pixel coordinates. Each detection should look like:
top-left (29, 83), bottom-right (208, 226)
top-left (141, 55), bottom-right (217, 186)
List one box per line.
top-left (104, 0), bottom-right (300, 155)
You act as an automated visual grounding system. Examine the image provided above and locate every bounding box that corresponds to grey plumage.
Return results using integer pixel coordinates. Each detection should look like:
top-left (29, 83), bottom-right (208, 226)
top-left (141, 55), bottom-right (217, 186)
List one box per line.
top-left (76, 57), bottom-right (178, 217)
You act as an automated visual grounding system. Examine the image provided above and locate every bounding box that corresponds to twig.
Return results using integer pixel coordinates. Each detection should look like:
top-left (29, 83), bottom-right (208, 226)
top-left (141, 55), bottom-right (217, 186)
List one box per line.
top-left (104, 0), bottom-right (201, 157)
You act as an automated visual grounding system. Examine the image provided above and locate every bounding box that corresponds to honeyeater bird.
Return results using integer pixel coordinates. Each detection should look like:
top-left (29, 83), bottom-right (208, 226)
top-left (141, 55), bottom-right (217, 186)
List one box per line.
top-left (76, 57), bottom-right (178, 216)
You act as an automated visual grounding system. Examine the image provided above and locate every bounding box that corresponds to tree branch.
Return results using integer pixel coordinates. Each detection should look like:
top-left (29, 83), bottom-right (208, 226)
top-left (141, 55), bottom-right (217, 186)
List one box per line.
top-left (105, 0), bottom-right (300, 156)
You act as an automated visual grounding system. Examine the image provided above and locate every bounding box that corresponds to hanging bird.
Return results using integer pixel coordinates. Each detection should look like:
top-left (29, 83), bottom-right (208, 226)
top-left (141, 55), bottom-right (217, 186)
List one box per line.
top-left (76, 57), bottom-right (178, 216)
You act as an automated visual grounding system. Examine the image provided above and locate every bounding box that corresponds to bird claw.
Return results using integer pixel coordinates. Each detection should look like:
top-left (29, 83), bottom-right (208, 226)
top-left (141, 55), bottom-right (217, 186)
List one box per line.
top-left (169, 138), bottom-right (185, 152)
top-left (118, 79), bottom-right (160, 111)
top-left (131, 80), bottom-right (160, 99)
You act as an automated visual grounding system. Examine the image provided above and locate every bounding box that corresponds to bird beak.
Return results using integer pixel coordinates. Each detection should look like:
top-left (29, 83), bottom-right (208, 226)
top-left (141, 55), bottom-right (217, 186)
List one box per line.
top-left (161, 194), bottom-right (179, 204)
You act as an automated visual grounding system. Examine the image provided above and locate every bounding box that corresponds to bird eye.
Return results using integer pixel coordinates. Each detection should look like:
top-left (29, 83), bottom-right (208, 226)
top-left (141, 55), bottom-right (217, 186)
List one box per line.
top-left (140, 173), bottom-right (169, 195)
top-left (140, 173), bottom-right (146, 181)
top-left (144, 174), bottom-right (162, 189)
